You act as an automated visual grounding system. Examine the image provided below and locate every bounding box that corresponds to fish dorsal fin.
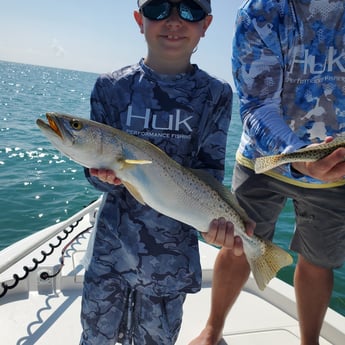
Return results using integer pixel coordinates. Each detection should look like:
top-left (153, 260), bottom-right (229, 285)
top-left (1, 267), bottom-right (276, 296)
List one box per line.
top-left (189, 169), bottom-right (250, 221)
top-left (122, 181), bottom-right (146, 205)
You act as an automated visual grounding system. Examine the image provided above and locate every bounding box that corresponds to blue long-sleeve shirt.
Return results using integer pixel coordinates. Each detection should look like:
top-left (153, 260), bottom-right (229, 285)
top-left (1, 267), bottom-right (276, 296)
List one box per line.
top-left (233, 0), bottom-right (345, 188)
top-left (85, 59), bottom-right (232, 296)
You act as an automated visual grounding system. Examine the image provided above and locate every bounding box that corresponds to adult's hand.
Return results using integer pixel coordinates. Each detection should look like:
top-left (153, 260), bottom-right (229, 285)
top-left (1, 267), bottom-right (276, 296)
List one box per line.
top-left (292, 137), bottom-right (345, 182)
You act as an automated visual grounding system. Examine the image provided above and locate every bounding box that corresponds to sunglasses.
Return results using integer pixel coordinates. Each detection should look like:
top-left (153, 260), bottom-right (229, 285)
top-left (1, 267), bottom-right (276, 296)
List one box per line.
top-left (141, 0), bottom-right (207, 23)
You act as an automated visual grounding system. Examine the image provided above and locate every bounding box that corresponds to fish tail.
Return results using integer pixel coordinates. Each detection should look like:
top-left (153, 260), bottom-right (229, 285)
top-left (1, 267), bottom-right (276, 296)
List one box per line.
top-left (254, 155), bottom-right (285, 174)
top-left (249, 240), bottom-right (293, 290)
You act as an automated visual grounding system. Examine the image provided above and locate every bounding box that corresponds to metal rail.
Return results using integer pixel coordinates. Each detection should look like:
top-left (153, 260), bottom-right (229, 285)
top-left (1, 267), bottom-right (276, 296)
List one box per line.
top-left (0, 197), bottom-right (101, 275)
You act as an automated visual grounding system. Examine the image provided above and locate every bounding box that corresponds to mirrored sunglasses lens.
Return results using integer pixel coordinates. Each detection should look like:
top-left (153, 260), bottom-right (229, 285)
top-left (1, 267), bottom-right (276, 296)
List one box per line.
top-left (179, 2), bottom-right (206, 22)
top-left (142, 2), bottom-right (170, 20)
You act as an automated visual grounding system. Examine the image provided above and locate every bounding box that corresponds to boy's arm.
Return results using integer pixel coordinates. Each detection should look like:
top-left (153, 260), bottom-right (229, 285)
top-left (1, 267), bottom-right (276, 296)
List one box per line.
top-left (193, 82), bottom-right (233, 181)
top-left (84, 77), bottom-right (120, 193)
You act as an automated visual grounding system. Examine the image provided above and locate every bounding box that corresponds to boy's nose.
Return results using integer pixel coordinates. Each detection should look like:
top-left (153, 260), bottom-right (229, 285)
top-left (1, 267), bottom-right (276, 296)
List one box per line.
top-left (166, 8), bottom-right (182, 25)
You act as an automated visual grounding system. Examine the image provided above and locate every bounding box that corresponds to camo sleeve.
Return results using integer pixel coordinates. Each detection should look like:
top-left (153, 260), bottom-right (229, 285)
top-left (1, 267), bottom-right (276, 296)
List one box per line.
top-left (192, 80), bottom-right (232, 182)
top-left (232, 2), bottom-right (306, 157)
top-left (83, 78), bottom-right (119, 193)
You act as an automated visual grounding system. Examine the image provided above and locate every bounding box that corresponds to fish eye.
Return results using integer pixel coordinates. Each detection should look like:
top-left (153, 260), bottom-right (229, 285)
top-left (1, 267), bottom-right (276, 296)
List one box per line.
top-left (70, 120), bottom-right (83, 130)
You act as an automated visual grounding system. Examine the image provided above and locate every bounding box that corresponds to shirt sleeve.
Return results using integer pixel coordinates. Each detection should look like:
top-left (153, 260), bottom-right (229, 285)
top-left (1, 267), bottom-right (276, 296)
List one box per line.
top-left (193, 81), bottom-right (233, 182)
top-left (232, 7), bottom-right (306, 156)
top-left (84, 76), bottom-right (119, 193)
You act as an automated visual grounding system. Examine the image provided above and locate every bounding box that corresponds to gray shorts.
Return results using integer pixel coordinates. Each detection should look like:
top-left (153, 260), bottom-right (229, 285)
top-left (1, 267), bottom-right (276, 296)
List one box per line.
top-left (80, 268), bottom-right (186, 345)
top-left (232, 163), bottom-right (345, 269)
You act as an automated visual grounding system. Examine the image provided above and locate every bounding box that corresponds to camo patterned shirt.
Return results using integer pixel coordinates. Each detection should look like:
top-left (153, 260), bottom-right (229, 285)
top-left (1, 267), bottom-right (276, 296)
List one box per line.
top-left (233, 0), bottom-right (345, 187)
top-left (85, 59), bottom-right (232, 296)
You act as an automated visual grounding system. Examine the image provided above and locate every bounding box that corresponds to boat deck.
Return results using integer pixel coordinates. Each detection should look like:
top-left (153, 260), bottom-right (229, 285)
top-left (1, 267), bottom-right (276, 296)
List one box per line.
top-left (1, 199), bottom-right (344, 345)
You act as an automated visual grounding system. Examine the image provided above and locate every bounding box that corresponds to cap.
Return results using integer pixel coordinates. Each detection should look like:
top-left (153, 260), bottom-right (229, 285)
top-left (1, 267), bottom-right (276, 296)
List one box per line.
top-left (137, 0), bottom-right (212, 14)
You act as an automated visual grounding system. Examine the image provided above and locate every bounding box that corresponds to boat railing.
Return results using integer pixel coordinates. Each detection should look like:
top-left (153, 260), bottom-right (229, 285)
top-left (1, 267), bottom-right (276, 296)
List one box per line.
top-left (0, 197), bottom-right (102, 276)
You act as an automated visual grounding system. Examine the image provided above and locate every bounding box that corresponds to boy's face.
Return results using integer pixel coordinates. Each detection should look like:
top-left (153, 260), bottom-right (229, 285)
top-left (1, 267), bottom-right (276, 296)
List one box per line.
top-left (134, 0), bottom-right (212, 63)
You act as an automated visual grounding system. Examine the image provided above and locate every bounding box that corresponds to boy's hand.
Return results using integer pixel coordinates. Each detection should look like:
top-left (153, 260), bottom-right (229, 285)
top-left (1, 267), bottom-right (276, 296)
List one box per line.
top-left (89, 168), bottom-right (122, 185)
top-left (201, 217), bottom-right (255, 256)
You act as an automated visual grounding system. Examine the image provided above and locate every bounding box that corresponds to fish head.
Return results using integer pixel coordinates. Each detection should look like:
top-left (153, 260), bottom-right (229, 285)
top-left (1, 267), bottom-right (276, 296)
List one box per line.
top-left (36, 112), bottom-right (125, 169)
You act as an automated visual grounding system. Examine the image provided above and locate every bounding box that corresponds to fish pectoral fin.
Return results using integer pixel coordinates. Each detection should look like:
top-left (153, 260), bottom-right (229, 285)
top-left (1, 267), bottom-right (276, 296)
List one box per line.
top-left (122, 181), bottom-right (146, 205)
top-left (124, 159), bottom-right (152, 165)
top-left (249, 240), bottom-right (293, 290)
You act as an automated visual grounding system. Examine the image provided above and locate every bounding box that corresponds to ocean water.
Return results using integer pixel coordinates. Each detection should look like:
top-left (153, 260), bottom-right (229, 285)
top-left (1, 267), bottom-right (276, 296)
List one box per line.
top-left (0, 60), bottom-right (344, 316)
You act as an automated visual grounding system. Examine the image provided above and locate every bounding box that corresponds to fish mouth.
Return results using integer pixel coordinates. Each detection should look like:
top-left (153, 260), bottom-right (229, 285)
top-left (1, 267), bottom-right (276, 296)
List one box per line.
top-left (47, 113), bottom-right (63, 138)
top-left (36, 113), bottom-right (63, 139)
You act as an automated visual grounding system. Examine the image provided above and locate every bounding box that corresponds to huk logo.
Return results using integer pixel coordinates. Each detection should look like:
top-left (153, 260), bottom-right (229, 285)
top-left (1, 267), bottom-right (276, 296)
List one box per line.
top-left (126, 106), bottom-right (193, 132)
top-left (289, 46), bottom-right (345, 74)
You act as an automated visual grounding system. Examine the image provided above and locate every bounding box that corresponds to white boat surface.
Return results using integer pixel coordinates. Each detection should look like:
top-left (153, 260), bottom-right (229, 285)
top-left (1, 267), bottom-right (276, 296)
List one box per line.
top-left (1, 197), bottom-right (344, 345)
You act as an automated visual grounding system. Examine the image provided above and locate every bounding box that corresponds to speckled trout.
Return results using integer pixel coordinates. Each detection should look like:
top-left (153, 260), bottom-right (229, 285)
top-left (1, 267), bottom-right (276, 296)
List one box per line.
top-left (255, 136), bottom-right (345, 174)
top-left (37, 112), bottom-right (293, 290)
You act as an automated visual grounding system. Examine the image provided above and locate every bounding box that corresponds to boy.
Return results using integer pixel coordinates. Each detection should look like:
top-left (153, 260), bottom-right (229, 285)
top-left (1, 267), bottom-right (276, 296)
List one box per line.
top-left (80, 1), bottom-right (235, 344)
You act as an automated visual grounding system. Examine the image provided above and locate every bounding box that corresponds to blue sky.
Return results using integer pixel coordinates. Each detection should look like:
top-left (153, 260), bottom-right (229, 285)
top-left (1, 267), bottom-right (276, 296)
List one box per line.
top-left (0, 0), bottom-right (244, 87)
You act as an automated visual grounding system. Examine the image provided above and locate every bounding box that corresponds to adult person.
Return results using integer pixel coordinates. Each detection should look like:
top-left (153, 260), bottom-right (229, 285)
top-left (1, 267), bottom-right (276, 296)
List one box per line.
top-left (79, 1), bottom-right (243, 344)
top-left (190, 1), bottom-right (345, 344)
